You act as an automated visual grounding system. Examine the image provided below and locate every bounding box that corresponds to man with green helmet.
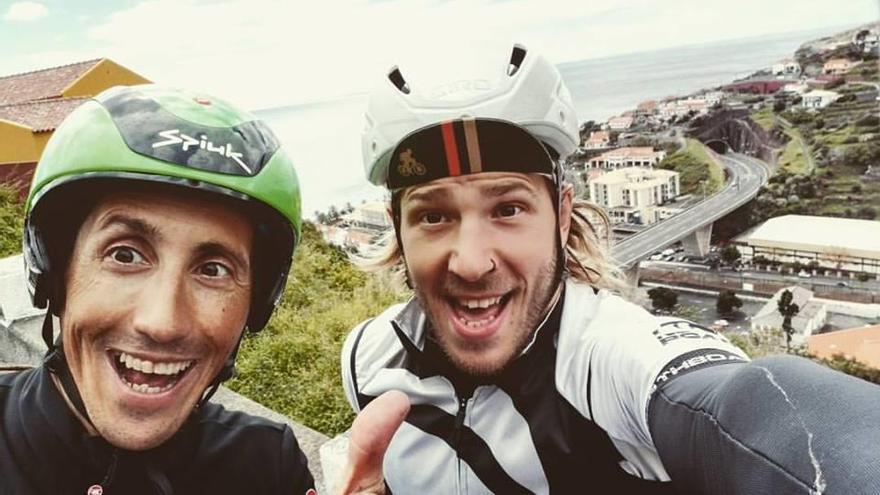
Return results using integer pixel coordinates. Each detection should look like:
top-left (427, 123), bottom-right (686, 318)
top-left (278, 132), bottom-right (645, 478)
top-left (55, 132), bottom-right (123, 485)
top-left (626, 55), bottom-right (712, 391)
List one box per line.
top-left (0, 85), bottom-right (315, 494)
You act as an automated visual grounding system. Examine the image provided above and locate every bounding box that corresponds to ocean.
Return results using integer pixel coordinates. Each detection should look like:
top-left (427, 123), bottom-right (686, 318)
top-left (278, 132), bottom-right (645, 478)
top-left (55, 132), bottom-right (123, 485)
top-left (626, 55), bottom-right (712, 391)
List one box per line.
top-left (255, 25), bottom-right (849, 216)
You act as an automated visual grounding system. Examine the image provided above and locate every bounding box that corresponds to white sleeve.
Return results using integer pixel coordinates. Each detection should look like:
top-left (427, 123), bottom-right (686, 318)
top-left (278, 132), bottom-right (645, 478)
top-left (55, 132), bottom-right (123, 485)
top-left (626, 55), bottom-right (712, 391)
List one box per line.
top-left (557, 290), bottom-right (749, 448)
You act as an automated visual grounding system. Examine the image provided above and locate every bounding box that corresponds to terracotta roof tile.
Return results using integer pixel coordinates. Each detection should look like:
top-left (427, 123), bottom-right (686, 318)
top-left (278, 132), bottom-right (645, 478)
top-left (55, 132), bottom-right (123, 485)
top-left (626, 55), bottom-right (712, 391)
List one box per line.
top-left (0, 97), bottom-right (89, 132)
top-left (0, 59), bottom-right (102, 105)
top-left (808, 325), bottom-right (880, 369)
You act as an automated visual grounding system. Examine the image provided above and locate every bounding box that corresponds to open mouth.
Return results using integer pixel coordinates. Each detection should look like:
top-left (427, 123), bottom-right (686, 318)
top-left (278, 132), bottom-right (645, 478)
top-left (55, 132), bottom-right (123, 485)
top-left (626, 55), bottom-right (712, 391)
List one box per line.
top-left (111, 351), bottom-right (194, 395)
top-left (448, 292), bottom-right (512, 329)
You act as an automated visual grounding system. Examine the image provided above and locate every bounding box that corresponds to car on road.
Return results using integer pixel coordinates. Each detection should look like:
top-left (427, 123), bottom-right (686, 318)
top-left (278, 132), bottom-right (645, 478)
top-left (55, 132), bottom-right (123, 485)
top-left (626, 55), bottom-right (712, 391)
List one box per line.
top-left (797, 271), bottom-right (811, 279)
top-left (836, 281), bottom-right (850, 288)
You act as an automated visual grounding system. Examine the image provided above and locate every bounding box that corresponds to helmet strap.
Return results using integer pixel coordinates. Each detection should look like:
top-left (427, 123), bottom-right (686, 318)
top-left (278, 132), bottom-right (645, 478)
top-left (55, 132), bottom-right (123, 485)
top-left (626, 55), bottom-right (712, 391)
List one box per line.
top-left (196, 329), bottom-right (245, 409)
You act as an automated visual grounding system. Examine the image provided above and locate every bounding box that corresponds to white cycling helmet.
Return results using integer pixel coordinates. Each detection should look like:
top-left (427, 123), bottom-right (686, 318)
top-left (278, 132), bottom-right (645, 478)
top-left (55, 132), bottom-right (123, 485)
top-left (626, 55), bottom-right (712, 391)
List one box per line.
top-left (362, 43), bottom-right (579, 188)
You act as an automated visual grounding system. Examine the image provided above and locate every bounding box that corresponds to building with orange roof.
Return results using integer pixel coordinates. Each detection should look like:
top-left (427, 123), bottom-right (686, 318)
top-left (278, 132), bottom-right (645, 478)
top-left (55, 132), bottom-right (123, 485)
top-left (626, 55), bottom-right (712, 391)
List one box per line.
top-left (823, 58), bottom-right (860, 75)
top-left (584, 130), bottom-right (611, 150)
top-left (0, 59), bottom-right (150, 193)
top-left (808, 325), bottom-right (880, 369)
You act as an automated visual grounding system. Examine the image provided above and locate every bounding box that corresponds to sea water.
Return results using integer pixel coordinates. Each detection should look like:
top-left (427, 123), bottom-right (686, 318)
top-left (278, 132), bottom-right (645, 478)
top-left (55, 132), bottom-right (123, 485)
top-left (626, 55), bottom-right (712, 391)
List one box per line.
top-left (256, 25), bottom-right (849, 216)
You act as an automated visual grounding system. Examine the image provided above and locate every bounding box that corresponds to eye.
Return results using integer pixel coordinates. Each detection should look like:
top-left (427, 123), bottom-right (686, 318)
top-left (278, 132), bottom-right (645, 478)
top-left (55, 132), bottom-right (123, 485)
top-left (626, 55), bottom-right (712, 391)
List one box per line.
top-left (496, 204), bottom-right (523, 218)
top-left (108, 246), bottom-right (145, 265)
top-left (420, 211), bottom-right (448, 225)
top-left (198, 262), bottom-right (231, 278)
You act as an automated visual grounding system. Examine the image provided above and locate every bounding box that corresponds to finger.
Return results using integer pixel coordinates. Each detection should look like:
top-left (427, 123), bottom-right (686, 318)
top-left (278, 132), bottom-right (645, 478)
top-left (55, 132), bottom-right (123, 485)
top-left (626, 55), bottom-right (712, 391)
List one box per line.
top-left (337, 390), bottom-right (410, 495)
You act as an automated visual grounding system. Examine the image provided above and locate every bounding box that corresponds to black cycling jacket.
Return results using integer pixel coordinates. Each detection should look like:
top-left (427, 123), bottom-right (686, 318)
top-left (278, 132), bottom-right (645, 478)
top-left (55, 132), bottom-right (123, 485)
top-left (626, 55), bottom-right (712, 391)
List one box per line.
top-left (0, 365), bottom-right (315, 495)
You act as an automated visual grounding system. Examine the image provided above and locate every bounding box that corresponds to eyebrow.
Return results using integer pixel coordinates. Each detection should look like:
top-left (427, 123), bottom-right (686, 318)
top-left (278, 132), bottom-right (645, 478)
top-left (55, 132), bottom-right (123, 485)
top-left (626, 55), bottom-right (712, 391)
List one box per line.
top-left (481, 181), bottom-right (539, 198)
top-left (403, 187), bottom-right (452, 205)
top-left (98, 213), bottom-right (163, 241)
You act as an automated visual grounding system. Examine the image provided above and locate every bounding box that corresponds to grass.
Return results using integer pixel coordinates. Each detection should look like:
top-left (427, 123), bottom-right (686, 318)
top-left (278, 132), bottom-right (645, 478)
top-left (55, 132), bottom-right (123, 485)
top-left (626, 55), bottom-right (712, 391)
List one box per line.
top-left (658, 139), bottom-right (724, 196)
top-left (227, 223), bottom-right (408, 436)
top-left (750, 107), bottom-right (776, 131)
top-left (776, 120), bottom-right (814, 175)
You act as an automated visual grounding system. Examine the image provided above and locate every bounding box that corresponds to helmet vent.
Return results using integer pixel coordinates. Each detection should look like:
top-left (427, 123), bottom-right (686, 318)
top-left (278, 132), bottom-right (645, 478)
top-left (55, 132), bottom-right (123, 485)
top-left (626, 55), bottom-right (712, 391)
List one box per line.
top-left (388, 67), bottom-right (411, 94)
top-left (507, 45), bottom-right (527, 76)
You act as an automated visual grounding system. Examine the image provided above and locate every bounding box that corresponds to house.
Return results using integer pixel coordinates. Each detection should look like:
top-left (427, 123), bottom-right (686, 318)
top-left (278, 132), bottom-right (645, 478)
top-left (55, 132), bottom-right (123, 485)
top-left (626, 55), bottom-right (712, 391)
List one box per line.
top-left (344, 200), bottom-right (391, 231)
top-left (589, 167), bottom-right (680, 225)
top-left (823, 58), bottom-right (859, 75)
top-left (801, 90), bottom-right (840, 110)
top-left (772, 58), bottom-right (801, 76)
top-left (606, 116), bottom-right (634, 130)
top-left (587, 147), bottom-right (666, 170)
top-left (636, 100), bottom-right (658, 115)
top-left (781, 82), bottom-right (810, 95)
top-left (853, 28), bottom-right (880, 54)
top-left (807, 324), bottom-right (880, 369)
top-left (584, 131), bottom-right (611, 150)
top-left (751, 286), bottom-right (828, 344)
top-left (701, 91), bottom-right (726, 107)
top-left (0, 59), bottom-right (150, 193)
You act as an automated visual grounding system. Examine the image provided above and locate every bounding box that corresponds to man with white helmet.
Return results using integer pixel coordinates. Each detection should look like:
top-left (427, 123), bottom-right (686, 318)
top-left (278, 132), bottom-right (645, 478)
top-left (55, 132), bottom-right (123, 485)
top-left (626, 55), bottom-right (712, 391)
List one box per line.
top-left (336, 45), bottom-right (880, 494)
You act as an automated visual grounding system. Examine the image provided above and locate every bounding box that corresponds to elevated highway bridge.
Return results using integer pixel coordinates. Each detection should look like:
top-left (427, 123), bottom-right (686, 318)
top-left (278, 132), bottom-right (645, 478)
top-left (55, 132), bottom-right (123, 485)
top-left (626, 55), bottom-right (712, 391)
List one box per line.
top-left (612, 152), bottom-right (772, 267)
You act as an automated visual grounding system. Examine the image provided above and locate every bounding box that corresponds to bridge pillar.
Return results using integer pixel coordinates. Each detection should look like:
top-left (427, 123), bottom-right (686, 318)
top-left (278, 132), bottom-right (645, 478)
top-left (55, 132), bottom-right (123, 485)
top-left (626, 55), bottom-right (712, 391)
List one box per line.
top-left (682, 223), bottom-right (713, 257)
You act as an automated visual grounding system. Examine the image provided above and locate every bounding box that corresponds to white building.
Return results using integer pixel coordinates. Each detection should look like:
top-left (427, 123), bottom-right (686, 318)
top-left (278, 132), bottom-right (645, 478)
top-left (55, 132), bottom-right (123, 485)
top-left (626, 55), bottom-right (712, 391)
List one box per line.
top-left (607, 116), bottom-right (634, 130)
top-left (587, 147), bottom-right (667, 170)
top-left (345, 201), bottom-right (392, 231)
top-left (781, 82), bottom-right (809, 95)
top-left (801, 90), bottom-right (841, 110)
top-left (772, 58), bottom-right (801, 76)
top-left (751, 286), bottom-right (827, 345)
top-left (734, 215), bottom-right (880, 276)
top-left (589, 167), bottom-right (680, 225)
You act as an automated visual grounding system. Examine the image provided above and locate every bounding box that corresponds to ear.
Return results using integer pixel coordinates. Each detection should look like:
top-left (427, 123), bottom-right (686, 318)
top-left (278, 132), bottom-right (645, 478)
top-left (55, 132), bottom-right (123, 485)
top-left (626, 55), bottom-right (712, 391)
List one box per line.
top-left (558, 184), bottom-right (574, 242)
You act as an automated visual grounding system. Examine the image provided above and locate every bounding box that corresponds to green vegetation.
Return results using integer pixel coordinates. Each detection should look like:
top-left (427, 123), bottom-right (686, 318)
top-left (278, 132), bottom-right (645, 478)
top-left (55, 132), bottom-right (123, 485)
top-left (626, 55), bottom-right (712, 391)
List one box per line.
top-left (750, 106), bottom-right (776, 131)
top-left (227, 223), bottom-right (407, 436)
top-left (725, 328), bottom-right (880, 386)
top-left (647, 287), bottom-right (678, 312)
top-left (777, 118), bottom-right (814, 174)
top-left (0, 185), bottom-right (24, 258)
top-left (716, 290), bottom-right (743, 315)
top-left (657, 139), bottom-right (724, 195)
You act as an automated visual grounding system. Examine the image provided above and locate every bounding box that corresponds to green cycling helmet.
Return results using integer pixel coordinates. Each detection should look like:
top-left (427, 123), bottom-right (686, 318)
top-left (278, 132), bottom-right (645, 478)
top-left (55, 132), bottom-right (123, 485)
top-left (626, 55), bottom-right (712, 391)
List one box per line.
top-left (24, 84), bottom-right (302, 334)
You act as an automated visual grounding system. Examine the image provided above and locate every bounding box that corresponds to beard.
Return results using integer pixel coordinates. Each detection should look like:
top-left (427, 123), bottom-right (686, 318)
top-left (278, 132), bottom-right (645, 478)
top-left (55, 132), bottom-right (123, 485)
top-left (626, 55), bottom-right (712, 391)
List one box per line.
top-left (415, 255), bottom-right (560, 380)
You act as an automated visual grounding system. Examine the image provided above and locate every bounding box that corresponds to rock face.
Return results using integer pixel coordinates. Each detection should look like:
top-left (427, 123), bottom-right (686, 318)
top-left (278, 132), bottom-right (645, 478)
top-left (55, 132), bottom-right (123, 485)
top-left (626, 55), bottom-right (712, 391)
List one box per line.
top-left (689, 109), bottom-right (783, 164)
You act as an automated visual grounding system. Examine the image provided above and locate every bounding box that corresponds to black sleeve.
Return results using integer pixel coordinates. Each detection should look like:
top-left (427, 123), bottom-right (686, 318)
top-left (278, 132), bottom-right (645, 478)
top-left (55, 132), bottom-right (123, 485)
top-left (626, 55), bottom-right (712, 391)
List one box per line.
top-left (648, 355), bottom-right (880, 495)
top-left (280, 425), bottom-right (316, 494)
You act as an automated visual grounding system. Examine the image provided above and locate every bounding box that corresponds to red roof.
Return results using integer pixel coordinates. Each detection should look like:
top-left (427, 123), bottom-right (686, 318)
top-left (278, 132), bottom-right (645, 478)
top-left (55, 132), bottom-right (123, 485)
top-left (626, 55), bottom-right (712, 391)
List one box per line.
top-left (0, 97), bottom-right (89, 132)
top-left (0, 59), bottom-right (102, 105)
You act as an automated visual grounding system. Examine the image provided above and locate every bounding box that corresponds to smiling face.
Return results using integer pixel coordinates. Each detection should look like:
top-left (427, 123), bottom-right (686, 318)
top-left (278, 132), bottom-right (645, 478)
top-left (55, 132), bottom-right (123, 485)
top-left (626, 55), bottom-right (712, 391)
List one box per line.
top-left (399, 172), bottom-right (572, 377)
top-left (60, 187), bottom-right (253, 450)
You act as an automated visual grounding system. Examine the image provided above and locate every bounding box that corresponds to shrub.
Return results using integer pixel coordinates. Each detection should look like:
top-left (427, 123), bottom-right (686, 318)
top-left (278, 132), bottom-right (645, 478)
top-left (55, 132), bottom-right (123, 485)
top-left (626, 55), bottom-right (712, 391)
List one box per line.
top-left (0, 185), bottom-right (25, 258)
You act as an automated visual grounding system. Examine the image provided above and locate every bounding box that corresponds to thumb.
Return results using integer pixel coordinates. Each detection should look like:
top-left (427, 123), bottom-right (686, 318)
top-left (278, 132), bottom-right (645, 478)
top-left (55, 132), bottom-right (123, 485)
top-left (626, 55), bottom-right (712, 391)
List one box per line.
top-left (337, 390), bottom-right (410, 495)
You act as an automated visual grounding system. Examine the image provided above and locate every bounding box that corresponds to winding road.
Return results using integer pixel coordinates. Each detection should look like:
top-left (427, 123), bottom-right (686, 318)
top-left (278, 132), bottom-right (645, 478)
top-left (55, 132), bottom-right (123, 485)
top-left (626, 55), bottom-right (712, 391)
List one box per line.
top-left (612, 151), bottom-right (772, 267)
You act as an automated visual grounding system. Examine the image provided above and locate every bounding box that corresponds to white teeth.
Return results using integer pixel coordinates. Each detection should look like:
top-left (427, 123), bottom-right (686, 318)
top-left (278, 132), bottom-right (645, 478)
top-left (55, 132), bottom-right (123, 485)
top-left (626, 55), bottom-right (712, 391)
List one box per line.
top-left (117, 352), bottom-right (192, 376)
top-left (459, 314), bottom-right (497, 327)
top-left (122, 379), bottom-right (175, 395)
top-left (459, 296), bottom-right (502, 309)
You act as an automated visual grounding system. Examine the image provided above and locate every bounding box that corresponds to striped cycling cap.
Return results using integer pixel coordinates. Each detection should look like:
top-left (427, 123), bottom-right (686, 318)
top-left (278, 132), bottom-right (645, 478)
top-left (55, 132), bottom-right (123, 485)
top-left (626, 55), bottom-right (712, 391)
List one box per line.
top-left (386, 118), bottom-right (556, 190)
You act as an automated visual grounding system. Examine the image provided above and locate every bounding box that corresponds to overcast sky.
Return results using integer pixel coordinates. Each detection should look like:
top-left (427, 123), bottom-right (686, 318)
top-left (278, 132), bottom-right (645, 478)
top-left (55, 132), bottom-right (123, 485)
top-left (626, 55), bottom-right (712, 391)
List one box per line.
top-left (2, 0), bottom-right (878, 109)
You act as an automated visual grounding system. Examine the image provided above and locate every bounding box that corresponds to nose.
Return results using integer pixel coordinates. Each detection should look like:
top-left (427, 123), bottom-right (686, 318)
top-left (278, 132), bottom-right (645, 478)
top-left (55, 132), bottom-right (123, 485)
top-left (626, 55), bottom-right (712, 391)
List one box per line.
top-left (447, 219), bottom-right (497, 282)
top-left (131, 267), bottom-right (191, 344)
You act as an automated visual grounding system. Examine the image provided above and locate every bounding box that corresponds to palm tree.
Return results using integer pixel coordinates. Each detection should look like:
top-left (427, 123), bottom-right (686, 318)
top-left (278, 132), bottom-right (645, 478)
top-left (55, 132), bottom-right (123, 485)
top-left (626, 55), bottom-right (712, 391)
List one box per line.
top-left (777, 289), bottom-right (800, 351)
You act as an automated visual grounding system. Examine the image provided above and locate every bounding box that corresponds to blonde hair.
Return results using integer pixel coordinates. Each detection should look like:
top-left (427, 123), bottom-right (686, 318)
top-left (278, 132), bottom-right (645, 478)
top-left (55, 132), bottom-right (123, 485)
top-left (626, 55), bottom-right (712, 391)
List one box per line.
top-left (360, 196), bottom-right (630, 294)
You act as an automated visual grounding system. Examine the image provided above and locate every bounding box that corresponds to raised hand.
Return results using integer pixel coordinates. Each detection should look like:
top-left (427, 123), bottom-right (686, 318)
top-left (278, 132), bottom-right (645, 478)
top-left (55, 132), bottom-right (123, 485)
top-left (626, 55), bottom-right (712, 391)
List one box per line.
top-left (336, 391), bottom-right (411, 495)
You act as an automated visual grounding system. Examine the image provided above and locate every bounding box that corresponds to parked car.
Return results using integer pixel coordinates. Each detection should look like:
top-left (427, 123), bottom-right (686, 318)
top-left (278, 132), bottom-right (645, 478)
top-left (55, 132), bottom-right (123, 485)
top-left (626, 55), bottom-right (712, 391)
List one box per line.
top-left (836, 281), bottom-right (849, 288)
top-left (797, 271), bottom-right (811, 279)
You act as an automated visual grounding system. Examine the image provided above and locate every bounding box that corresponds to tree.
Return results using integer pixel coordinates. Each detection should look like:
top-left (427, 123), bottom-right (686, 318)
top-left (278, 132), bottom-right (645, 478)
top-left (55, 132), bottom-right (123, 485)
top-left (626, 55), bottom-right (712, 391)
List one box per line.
top-left (647, 287), bottom-right (678, 313)
top-left (720, 245), bottom-right (741, 266)
top-left (716, 290), bottom-right (743, 315)
top-left (777, 289), bottom-right (800, 351)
